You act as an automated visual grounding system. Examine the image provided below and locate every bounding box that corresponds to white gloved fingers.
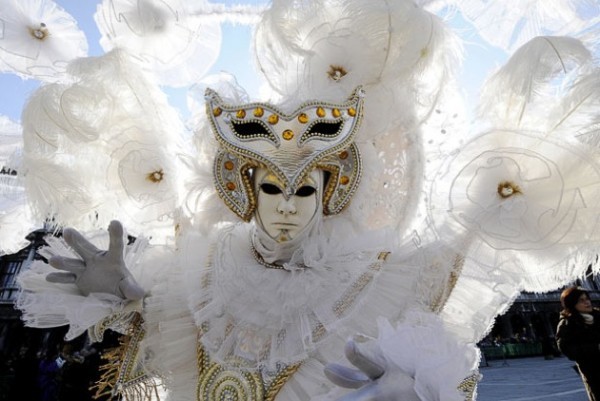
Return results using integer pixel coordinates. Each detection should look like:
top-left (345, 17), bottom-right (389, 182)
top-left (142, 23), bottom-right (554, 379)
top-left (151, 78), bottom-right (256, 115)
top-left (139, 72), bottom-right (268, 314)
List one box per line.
top-left (325, 363), bottom-right (370, 389)
top-left (46, 272), bottom-right (77, 284)
top-left (119, 276), bottom-right (145, 301)
top-left (48, 256), bottom-right (86, 274)
top-left (345, 340), bottom-right (385, 380)
top-left (63, 227), bottom-right (100, 260)
top-left (107, 220), bottom-right (125, 261)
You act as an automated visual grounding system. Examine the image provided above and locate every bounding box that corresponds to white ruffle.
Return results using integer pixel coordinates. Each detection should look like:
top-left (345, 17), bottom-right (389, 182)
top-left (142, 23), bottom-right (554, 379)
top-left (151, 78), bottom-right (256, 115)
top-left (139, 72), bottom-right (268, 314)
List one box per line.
top-left (188, 223), bottom-right (395, 370)
top-left (16, 260), bottom-right (126, 340)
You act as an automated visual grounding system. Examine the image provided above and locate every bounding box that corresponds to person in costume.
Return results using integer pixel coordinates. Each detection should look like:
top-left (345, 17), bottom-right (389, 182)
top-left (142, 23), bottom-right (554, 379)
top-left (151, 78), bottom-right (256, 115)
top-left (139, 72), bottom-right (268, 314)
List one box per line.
top-left (556, 287), bottom-right (600, 401)
top-left (17, 85), bottom-right (479, 401)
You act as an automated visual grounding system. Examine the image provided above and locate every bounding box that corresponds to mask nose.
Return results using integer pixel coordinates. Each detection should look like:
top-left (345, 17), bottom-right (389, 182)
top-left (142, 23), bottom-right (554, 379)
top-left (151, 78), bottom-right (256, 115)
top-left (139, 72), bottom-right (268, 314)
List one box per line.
top-left (277, 197), bottom-right (297, 215)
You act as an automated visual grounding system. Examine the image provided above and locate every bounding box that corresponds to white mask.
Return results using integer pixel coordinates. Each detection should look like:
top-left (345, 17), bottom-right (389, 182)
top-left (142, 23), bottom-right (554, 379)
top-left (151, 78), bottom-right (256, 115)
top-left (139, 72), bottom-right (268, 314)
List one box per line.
top-left (254, 167), bottom-right (322, 243)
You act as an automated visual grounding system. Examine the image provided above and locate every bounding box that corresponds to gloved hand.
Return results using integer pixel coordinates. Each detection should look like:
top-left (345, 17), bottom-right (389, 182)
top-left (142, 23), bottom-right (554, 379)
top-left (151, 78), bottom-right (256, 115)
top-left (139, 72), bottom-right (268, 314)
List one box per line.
top-left (325, 337), bottom-right (420, 401)
top-left (46, 220), bottom-right (145, 301)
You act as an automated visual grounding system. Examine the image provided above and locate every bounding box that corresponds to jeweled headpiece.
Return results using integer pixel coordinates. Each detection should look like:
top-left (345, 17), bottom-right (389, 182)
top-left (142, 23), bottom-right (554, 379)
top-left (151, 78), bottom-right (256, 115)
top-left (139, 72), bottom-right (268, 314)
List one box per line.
top-left (205, 87), bottom-right (365, 221)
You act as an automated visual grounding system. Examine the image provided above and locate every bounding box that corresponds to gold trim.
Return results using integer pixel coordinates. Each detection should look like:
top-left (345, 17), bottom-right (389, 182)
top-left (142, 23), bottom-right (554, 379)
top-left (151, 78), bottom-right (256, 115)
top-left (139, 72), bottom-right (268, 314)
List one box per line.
top-left (92, 313), bottom-right (161, 401)
top-left (458, 373), bottom-right (480, 401)
top-left (196, 343), bottom-right (301, 401)
top-left (431, 253), bottom-right (465, 314)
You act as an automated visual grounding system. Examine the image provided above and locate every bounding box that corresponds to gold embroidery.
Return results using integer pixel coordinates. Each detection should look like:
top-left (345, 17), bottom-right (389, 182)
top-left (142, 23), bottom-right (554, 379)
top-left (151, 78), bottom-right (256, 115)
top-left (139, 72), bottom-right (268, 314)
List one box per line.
top-left (92, 313), bottom-right (162, 401)
top-left (430, 253), bottom-right (465, 314)
top-left (333, 251), bottom-right (390, 317)
top-left (196, 343), bottom-right (300, 401)
top-left (457, 373), bottom-right (480, 401)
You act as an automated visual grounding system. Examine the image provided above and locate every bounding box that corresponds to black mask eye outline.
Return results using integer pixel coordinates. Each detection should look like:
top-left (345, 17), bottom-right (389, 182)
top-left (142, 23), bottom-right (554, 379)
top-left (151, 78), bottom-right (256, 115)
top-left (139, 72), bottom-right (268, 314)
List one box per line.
top-left (231, 121), bottom-right (277, 143)
top-left (306, 121), bottom-right (342, 137)
top-left (295, 185), bottom-right (317, 197)
top-left (260, 183), bottom-right (283, 195)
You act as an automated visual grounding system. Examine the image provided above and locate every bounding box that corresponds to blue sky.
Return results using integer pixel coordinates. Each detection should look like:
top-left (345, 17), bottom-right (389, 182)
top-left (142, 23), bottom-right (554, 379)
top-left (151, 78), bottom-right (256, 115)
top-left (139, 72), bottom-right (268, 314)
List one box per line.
top-left (0, 0), bottom-right (506, 124)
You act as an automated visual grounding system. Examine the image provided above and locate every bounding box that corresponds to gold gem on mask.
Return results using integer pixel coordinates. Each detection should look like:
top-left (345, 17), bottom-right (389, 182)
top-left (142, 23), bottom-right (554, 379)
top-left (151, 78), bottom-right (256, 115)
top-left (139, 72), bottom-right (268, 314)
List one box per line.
top-left (146, 169), bottom-right (164, 183)
top-left (340, 175), bottom-right (350, 185)
top-left (212, 107), bottom-right (222, 117)
top-left (236, 109), bottom-right (246, 119)
top-left (224, 161), bottom-right (235, 171)
top-left (497, 181), bottom-right (522, 198)
top-left (226, 181), bottom-right (237, 191)
top-left (332, 108), bottom-right (341, 118)
top-left (339, 150), bottom-right (349, 160)
top-left (298, 113), bottom-right (309, 124)
top-left (268, 114), bottom-right (279, 125)
top-left (254, 107), bottom-right (264, 117)
top-left (316, 107), bottom-right (326, 118)
top-left (282, 130), bottom-right (294, 140)
top-left (327, 65), bottom-right (348, 81)
top-left (348, 108), bottom-right (356, 117)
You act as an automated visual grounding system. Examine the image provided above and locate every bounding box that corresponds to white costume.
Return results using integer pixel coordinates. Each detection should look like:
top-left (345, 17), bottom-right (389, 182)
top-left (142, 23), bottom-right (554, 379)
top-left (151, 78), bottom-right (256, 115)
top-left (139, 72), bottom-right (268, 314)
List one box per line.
top-left (2, 0), bottom-right (600, 400)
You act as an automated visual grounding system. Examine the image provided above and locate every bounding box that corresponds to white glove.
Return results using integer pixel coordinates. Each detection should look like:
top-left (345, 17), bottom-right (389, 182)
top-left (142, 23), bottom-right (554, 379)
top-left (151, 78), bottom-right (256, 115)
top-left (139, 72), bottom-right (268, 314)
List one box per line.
top-left (325, 338), bottom-right (420, 401)
top-left (46, 220), bottom-right (145, 301)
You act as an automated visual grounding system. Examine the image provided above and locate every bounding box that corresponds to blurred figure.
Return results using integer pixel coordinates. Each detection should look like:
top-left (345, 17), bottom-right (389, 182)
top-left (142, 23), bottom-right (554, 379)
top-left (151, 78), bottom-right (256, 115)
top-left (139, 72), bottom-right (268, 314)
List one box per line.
top-left (556, 287), bottom-right (600, 401)
top-left (37, 347), bottom-right (63, 401)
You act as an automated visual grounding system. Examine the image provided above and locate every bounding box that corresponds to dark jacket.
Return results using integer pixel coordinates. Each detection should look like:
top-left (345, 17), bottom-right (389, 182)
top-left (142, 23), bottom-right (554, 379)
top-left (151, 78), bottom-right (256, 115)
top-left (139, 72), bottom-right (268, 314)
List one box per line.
top-left (556, 309), bottom-right (600, 401)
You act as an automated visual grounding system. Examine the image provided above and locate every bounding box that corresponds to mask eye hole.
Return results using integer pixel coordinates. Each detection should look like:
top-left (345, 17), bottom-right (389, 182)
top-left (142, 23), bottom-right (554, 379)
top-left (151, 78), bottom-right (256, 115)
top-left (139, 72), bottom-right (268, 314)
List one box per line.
top-left (295, 186), bottom-right (316, 197)
top-left (260, 183), bottom-right (282, 195)
top-left (306, 121), bottom-right (342, 137)
top-left (232, 121), bottom-right (271, 138)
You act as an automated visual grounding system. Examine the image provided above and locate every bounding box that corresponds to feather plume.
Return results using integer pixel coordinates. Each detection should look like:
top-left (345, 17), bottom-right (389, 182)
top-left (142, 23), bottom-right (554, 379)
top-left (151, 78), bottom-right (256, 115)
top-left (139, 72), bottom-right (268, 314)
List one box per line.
top-left (479, 36), bottom-right (592, 129)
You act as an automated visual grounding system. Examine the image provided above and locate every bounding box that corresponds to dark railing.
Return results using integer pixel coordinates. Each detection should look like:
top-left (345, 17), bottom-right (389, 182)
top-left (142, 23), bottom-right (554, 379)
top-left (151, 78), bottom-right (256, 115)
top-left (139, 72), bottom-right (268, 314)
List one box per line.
top-left (481, 343), bottom-right (543, 360)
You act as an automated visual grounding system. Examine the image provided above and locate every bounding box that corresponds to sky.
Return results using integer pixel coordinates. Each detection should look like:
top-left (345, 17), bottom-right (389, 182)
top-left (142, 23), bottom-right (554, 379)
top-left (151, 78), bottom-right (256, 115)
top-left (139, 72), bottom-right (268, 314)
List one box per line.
top-left (0, 0), bottom-right (268, 124)
top-left (0, 0), bottom-right (508, 125)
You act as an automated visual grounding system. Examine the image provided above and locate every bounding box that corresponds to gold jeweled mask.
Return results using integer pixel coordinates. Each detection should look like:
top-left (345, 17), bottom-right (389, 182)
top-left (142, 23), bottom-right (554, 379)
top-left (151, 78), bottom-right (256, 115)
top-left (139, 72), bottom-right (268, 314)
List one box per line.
top-left (205, 87), bottom-right (364, 221)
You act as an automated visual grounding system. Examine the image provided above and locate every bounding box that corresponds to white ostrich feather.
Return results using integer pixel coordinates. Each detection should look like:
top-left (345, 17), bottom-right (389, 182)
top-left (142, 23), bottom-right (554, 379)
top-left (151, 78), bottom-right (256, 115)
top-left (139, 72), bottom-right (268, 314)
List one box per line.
top-left (479, 36), bottom-right (592, 129)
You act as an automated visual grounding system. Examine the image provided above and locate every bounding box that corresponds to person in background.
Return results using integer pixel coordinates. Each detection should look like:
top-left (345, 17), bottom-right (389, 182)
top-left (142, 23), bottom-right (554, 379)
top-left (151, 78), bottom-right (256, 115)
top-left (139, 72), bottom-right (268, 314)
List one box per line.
top-left (556, 286), bottom-right (600, 401)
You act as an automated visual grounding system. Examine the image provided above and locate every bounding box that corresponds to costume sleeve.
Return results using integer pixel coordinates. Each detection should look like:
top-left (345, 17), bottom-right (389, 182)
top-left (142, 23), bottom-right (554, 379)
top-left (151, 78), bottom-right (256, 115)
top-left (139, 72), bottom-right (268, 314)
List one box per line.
top-left (556, 319), bottom-right (600, 362)
top-left (16, 258), bottom-right (128, 340)
top-left (15, 234), bottom-right (167, 341)
top-left (376, 310), bottom-right (480, 401)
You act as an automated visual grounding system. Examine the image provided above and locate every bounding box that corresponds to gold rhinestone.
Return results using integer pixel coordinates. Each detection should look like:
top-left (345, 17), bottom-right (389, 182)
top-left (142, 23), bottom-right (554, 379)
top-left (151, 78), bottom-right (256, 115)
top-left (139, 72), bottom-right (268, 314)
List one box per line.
top-left (146, 169), bottom-right (164, 183)
top-left (213, 107), bottom-right (222, 117)
top-left (348, 108), bottom-right (356, 117)
top-left (316, 107), bottom-right (326, 118)
top-left (340, 176), bottom-right (350, 185)
top-left (332, 108), bottom-right (341, 118)
top-left (327, 65), bottom-right (348, 82)
top-left (339, 150), bottom-right (349, 160)
top-left (497, 181), bottom-right (522, 198)
top-left (236, 109), bottom-right (246, 119)
top-left (268, 114), bottom-right (279, 125)
top-left (298, 113), bottom-right (309, 124)
top-left (224, 161), bottom-right (234, 171)
top-left (226, 182), bottom-right (236, 191)
top-left (282, 130), bottom-right (294, 140)
top-left (254, 107), bottom-right (264, 117)
top-left (29, 24), bottom-right (49, 41)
